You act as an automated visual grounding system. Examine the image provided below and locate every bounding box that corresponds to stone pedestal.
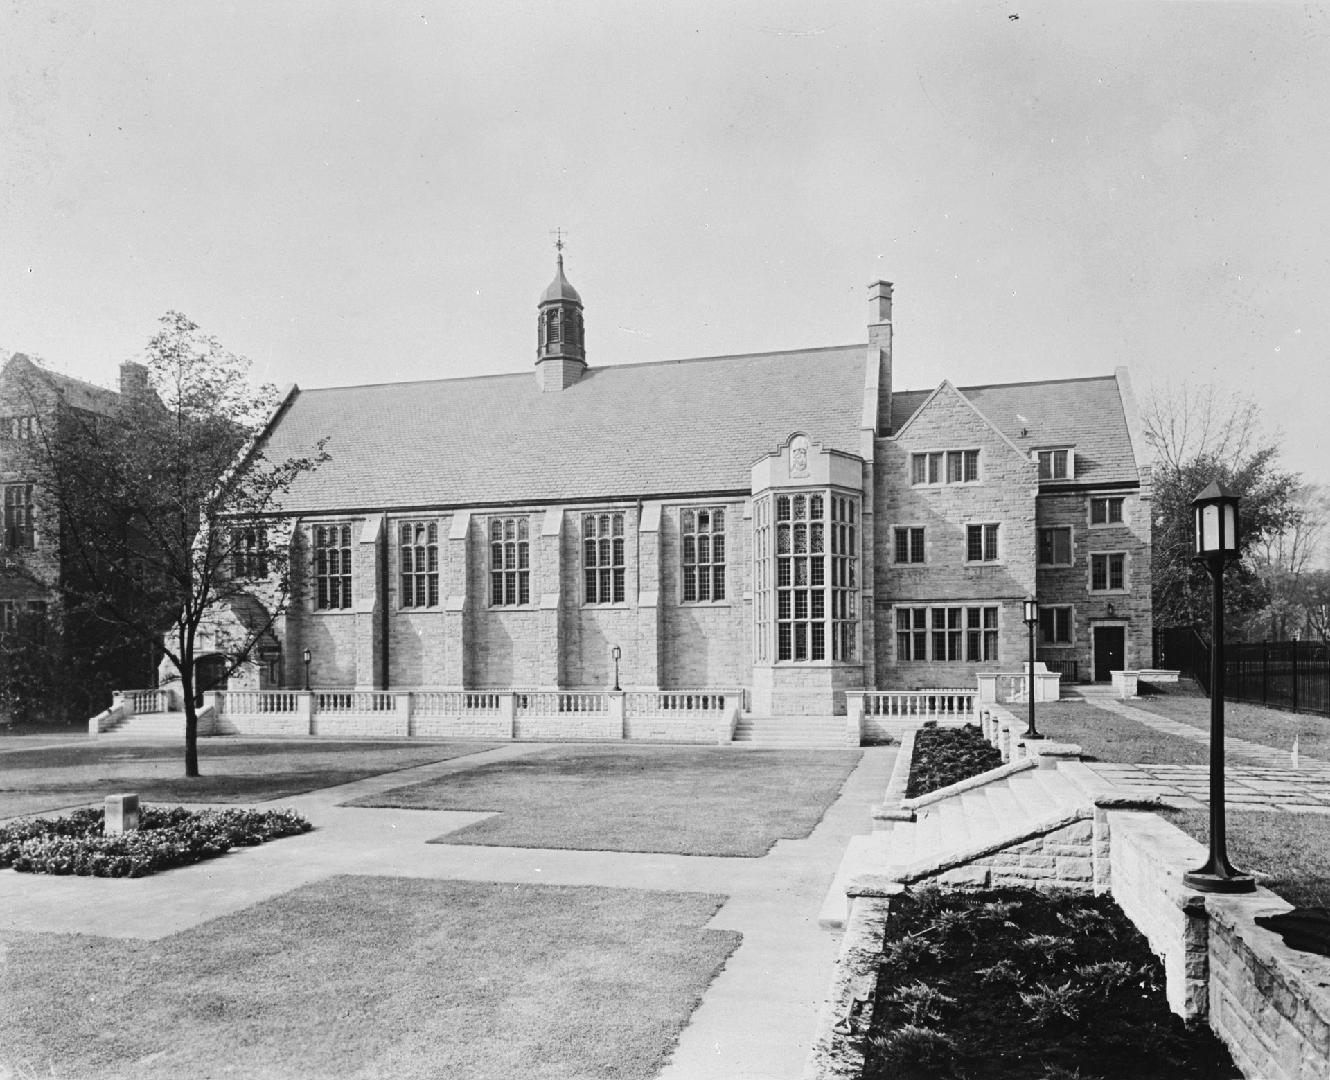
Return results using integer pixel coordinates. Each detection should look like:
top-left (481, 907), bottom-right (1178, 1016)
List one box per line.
top-left (104, 793), bottom-right (140, 835)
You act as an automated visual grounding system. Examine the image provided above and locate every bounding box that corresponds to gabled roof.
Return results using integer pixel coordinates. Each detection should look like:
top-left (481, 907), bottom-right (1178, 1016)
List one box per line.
top-left (260, 346), bottom-right (869, 513)
top-left (890, 374), bottom-right (1140, 486)
top-left (1, 353), bottom-right (122, 416)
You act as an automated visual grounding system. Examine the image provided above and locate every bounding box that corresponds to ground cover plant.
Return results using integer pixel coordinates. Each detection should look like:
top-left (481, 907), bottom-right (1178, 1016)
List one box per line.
top-left (906, 722), bottom-right (1002, 798)
top-left (0, 738), bottom-right (495, 819)
top-left (0, 804), bottom-right (311, 877)
top-left (862, 886), bottom-right (1239, 1080)
top-left (0, 874), bottom-right (740, 1080)
top-left (351, 744), bottom-right (861, 856)
top-left (1030, 702), bottom-right (1214, 766)
top-left (1164, 807), bottom-right (1330, 909)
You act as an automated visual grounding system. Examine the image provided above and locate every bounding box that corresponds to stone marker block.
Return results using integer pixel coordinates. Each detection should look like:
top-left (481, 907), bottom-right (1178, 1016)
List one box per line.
top-left (104, 793), bottom-right (140, 835)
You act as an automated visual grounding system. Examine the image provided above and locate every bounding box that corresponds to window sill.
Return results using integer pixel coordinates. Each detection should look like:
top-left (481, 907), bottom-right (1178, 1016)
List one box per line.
top-left (312, 607), bottom-right (355, 615)
top-left (964, 561), bottom-right (1005, 567)
top-left (1088, 589), bottom-right (1129, 596)
top-left (680, 601), bottom-right (732, 608)
top-left (1036, 562), bottom-right (1075, 569)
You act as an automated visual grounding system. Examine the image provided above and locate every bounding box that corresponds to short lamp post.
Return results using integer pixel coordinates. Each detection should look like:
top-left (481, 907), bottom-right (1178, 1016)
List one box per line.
top-left (303, 648), bottom-right (312, 693)
top-left (1022, 597), bottom-right (1042, 740)
top-left (1184, 480), bottom-right (1255, 894)
top-left (611, 645), bottom-right (622, 693)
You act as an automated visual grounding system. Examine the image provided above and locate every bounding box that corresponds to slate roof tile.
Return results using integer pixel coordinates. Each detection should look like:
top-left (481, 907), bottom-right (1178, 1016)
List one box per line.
top-left (891, 375), bottom-right (1139, 486)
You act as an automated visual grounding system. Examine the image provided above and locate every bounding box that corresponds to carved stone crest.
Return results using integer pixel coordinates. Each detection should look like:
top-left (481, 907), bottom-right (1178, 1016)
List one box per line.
top-left (789, 434), bottom-right (810, 478)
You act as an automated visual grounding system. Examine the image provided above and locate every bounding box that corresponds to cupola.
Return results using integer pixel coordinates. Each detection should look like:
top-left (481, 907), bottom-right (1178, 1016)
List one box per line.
top-left (535, 239), bottom-right (586, 392)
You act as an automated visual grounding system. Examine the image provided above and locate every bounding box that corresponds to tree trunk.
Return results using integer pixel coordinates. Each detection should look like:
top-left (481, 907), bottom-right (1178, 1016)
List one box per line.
top-left (179, 651), bottom-right (200, 778)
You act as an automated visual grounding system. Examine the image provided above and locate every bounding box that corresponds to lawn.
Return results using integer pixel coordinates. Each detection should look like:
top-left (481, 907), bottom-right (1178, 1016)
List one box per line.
top-left (1163, 808), bottom-right (1330, 910)
top-left (0, 874), bottom-right (741, 1080)
top-left (1030, 702), bottom-right (1212, 766)
top-left (0, 739), bottom-right (496, 819)
top-left (1134, 690), bottom-right (1330, 759)
top-left (351, 744), bottom-right (863, 856)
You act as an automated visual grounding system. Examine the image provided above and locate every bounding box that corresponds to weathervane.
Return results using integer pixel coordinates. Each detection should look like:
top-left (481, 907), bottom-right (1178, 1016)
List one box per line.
top-left (551, 227), bottom-right (567, 257)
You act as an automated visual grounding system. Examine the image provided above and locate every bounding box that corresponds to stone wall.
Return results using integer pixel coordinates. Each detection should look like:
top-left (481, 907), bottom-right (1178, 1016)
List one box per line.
top-left (1105, 809), bottom-right (1330, 1078)
top-left (873, 387), bottom-right (1039, 690)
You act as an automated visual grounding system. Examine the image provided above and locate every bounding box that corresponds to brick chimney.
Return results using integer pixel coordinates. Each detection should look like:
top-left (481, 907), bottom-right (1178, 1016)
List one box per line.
top-left (119, 361), bottom-right (150, 400)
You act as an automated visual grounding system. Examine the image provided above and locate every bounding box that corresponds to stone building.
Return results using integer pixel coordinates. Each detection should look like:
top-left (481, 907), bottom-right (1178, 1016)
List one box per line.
top-left (0, 353), bottom-right (158, 717)
top-left (206, 260), bottom-right (1153, 716)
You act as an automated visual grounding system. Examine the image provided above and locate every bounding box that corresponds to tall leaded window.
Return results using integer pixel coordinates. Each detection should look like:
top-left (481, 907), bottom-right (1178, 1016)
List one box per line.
top-left (1090, 552), bottom-right (1126, 592)
top-left (232, 526), bottom-right (268, 579)
top-left (400, 521), bottom-right (439, 608)
top-left (490, 517), bottom-right (530, 606)
top-left (682, 507), bottom-right (725, 602)
top-left (769, 491), bottom-right (858, 663)
top-left (830, 496), bottom-right (858, 661)
top-left (313, 524), bottom-right (352, 610)
top-left (584, 512), bottom-right (625, 604)
top-left (3, 484), bottom-right (34, 550)
top-left (753, 497), bottom-right (771, 662)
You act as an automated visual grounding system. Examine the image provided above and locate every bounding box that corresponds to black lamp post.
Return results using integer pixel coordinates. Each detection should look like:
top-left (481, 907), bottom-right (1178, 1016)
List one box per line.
top-left (611, 645), bottom-right (622, 692)
top-left (303, 648), bottom-right (312, 693)
top-left (1022, 597), bottom-right (1043, 740)
top-left (1184, 480), bottom-right (1255, 893)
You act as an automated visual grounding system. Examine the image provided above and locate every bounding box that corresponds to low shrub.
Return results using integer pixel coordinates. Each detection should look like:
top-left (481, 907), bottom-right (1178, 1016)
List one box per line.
top-left (862, 886), bottom-right (1238, 1079)
top-left (0, 805), bottom-right (311, 878)
top-left (906, 722), bottom-right (1003, 798)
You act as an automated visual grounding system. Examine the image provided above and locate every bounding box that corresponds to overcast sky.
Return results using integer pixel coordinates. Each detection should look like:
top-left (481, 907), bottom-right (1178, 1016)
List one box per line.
top-left (3, 2), bottom-right (1327, 488)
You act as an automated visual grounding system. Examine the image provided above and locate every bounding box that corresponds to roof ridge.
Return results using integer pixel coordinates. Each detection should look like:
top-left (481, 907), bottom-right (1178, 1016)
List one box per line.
top-left (301, 343), bottom-right (869, 394)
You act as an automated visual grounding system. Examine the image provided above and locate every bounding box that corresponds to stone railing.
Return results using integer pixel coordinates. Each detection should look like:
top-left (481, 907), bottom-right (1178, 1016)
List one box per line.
top-left (977, 665), bottom-right (1061, 705)
top-left (218, 690), bottom-right (301, 713)
top-left (117, 688), bottom-right (175, 715)
top-left (845, 689), bottom-right (979, 745)
top-left (184, 687), bottom-right (743, 744)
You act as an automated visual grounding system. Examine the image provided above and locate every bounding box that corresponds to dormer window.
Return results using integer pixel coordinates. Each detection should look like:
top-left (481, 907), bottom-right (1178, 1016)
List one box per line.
top-left (1037, 448), bottom-right (1074, 481)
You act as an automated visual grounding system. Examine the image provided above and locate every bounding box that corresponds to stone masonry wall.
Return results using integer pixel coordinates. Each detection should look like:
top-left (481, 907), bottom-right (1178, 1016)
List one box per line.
top-left (874, 386), bottom-right (1039, 689)
top-left (659, 501), bottom-right (750, 688)
top-left (1035, 489), bottom-right (1152, 680)
top-left (926, 817), bottom-right (1097, 891)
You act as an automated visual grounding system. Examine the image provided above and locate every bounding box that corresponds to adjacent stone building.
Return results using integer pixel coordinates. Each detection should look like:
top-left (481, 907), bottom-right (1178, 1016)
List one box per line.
top-left (198, 260), bottom-right (1153, 716)
top-left (0, 353), bottom-right (158, 717)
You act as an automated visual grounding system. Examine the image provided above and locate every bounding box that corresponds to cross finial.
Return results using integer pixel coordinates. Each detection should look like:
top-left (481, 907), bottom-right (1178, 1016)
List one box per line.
top-left (551, 227), bottom-right (566, 256)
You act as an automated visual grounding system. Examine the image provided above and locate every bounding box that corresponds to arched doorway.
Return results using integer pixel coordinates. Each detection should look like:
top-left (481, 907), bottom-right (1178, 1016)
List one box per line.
top-left (193, 654), bottom-right (228, 706)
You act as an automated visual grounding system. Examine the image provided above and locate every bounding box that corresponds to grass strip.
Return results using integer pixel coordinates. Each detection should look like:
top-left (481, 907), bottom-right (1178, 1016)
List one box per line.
top-left (352, 744), bottom-right (861, 856)
top-left (0, 875), bottom-right (741, 1080)
top-left (1030, 703), bottom-right (1212, 765)
top-left (1162, 807), bottom-right (1330, 909)
top-left (1134, 693), bottom-right (1330, 760)
top-left (0, 739), bottom-right (496, 819)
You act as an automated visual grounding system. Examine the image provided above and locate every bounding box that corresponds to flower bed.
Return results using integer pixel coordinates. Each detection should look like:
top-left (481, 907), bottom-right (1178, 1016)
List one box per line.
top-left (905, 722), bottom-right (1003, 799)
top-left (862, 886), bottom-right (1238, 1080)
top-left (0, 805), bottom-right (312, 878)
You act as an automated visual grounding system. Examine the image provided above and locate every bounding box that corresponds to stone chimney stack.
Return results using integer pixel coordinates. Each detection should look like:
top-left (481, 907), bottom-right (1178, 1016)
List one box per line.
top-left (868, 280), bottom-right (893, 434)
top-left (119, 361), bottom-right (150, 400)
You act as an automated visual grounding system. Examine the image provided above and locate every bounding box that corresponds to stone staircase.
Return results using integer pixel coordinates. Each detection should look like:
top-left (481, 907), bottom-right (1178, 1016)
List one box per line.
top-left (98, 710), bottom-right (187, 737)
top-left (818, 757), bottom-right (1115, 929)
top-left (730, 714), bottom-right (849, 748)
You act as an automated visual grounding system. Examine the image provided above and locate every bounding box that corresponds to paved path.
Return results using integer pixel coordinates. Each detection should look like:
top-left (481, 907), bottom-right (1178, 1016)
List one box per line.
top-left (1079, 695), bottom-right (1330, 811)
top-left (0, 739), bottom-right (896, 1080)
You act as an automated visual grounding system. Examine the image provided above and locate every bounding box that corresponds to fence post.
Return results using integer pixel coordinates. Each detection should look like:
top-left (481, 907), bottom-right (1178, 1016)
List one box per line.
top-left (1292, 645), bottom-right (1300, 713)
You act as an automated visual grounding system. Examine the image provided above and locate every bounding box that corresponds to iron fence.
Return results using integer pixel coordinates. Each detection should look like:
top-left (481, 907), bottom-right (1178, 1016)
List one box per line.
top-left (1155, 627), bottom-right (1330, 717)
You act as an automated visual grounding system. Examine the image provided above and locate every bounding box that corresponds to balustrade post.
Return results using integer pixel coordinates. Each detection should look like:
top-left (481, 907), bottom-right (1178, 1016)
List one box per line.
top-left (498, 692), bottom-right (516, 739)
top-left (297, 691), bottom-right (314, 735)
top-left (609, 690), bottom-right (627, 739)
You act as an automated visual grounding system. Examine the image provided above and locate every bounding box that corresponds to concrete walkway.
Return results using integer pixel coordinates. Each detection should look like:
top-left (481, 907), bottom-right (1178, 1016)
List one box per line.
top-left (1080, 695), bottom-right (1330, 811)
top-left (0, 740), bottom-right (896, 1080)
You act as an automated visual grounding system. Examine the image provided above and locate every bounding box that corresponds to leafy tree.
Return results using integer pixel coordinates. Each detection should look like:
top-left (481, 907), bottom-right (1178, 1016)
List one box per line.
top-left (1250, 482), bottom-right (1329, 640)
top-left (1144, 383), bottom-right (1301, 637)
top-left (23, 312), bottom-right (326, 776)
